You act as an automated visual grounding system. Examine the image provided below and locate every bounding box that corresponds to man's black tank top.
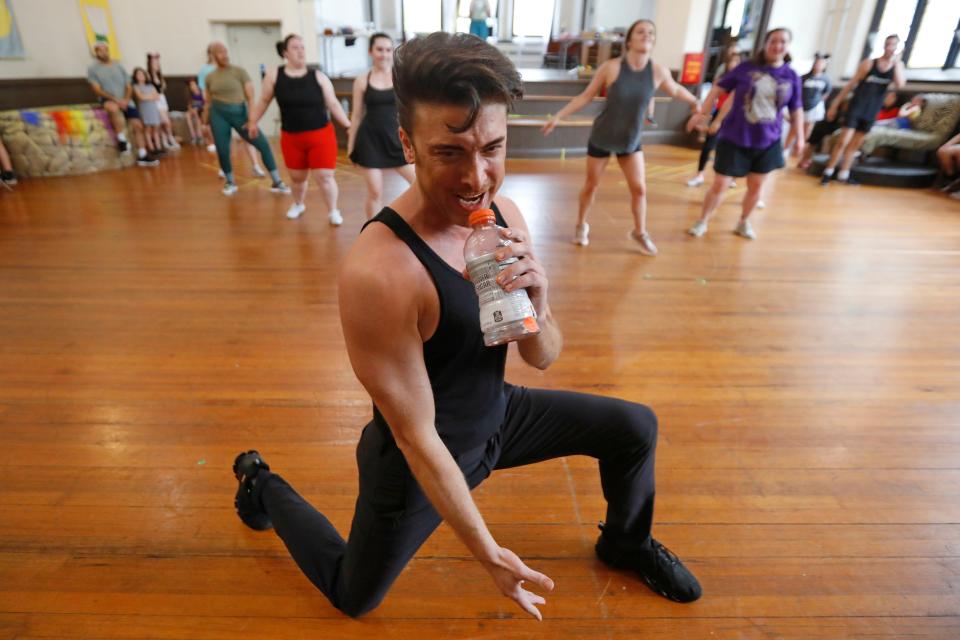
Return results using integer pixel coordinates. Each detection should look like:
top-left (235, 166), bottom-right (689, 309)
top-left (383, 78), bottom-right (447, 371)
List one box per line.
top-left (274, 66), bottom-right (329, 132)
top-left (849, 58), bottom-right (895, 119)
top-left (360, 206), bottom-right (509, 455)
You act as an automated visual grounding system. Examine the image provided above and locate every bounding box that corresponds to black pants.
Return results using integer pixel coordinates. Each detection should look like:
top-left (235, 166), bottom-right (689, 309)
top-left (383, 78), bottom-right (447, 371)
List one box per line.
top-left (698, 133), bottom-right (720, 172)
top-left (255, 384), bottom-right (658, 617)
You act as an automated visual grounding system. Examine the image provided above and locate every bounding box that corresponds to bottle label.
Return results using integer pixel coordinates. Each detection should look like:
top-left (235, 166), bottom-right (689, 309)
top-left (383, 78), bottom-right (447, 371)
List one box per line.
top-left (466, 252), bottom-right (536, 333)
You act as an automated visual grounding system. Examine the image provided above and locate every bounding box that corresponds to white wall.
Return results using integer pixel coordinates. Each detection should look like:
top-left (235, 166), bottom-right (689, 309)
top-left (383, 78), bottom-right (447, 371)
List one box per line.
top-left (0, 0), bottom-right (316, 79)
top-left (654, 0), bottom-right (712, 69)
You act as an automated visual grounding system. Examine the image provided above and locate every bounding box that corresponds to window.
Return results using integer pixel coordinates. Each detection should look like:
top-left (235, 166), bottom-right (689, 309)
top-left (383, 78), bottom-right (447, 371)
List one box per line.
top-left (403, 0), bottom-right (441, 37)
top-left (868, 0), bottom-right (915, 58)
top-left (512, 0), bottom-right (554, 39)
top-left (457, 0), bottom-right (499, 36)
top-left (909, 0), bottom-right (960, 68)
top-left (864, 0), bottom-right (960, 69)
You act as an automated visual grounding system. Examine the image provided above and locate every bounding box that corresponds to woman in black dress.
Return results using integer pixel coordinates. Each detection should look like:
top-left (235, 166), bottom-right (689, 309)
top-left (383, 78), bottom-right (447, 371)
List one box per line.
top-left (347, 33), bottom-right (415, 218)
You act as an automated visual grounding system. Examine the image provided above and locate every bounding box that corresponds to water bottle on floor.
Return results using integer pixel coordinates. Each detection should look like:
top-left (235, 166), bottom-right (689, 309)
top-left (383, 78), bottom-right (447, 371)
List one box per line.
top-left (464, 209), bottom-right (540, 346)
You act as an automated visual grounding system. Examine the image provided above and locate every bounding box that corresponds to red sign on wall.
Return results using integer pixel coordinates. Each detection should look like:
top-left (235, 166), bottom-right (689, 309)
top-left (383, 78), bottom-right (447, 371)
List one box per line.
top-left (681, 53), bottom-right (704, 84)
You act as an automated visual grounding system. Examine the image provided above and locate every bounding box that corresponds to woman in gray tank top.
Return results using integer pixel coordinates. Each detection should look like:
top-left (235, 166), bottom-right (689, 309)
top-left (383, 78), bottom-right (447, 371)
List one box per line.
top-left (543, 19), bottom-right (700, 255)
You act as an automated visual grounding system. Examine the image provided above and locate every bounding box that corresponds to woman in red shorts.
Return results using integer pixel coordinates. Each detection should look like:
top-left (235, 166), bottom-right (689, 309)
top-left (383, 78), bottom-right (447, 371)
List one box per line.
top-left (247, 34), bottom-right (351, 223)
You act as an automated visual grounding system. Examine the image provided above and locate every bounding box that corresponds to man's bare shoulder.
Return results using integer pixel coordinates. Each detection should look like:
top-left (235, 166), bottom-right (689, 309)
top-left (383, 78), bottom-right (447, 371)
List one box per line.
top-left (339, 220), bottom-right (425, 301)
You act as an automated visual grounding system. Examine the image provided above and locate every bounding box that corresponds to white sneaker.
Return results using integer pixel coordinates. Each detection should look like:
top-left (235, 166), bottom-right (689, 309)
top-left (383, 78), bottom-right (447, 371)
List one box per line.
top-left (222, 183), bottom-right (238, 196)
top-left (734, 219), bottom-right (756, 240)
top-left (252, 165), bottom-right (267, 178)
top-left (270, 181), bottom-right (292, 195)
top-left (207, 144), bottom-right (216, 153)
top-left (217, 169), bottom-right (225, 179)
top-left (687, 219), bottom-right (708, 237)
top-left (328, 209), bottom-right (344, 226)
top-left (756, 200), bottom-right (766, 209)
top-left (629, 230), bottom-right (658, 256)
top-left (572, 222), bottom-right (590, 246)
top-left (729, 180), bottom-right (737, 189)
top-left (286, 202), bottom-right (306, 220)
top-left (686, 175), bottom-right (705, 187)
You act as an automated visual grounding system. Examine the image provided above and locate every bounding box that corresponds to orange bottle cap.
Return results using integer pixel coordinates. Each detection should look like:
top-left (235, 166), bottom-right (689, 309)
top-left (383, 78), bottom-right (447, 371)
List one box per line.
top-left (468, 209), bottom-right (496, 227)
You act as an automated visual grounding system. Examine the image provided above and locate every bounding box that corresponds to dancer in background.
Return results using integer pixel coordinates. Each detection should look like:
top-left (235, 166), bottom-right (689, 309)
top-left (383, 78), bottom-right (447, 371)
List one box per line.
top-left (819, 34), bottom-right (905, 186)
top-left (542, 19), bottom-right (700, 255)
top-left (686, 47), bottom-right (741, 187)
top-left (686, 28), bottom-right (803, 241)
top-left (786, 53), bottom-right (830, 159)
top-left (203, 41), bottom-right (288, 196)
top-left (348, 33), bottom-right (416, 219)
top-left (247, 34), bottom-right (351, 223)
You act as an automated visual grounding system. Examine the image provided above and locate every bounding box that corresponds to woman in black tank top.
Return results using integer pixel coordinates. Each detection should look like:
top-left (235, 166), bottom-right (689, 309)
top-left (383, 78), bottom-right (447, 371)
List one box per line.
top-left (818, 34), bottom-right (905, 186)
top-left (347, 33), bottom-right (416, 219)
top-left (247, 34), bottom-right (352, 224)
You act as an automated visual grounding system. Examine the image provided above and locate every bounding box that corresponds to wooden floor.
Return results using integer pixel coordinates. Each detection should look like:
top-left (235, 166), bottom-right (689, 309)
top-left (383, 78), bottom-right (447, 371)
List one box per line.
top-left (1, 144), bottom-right (959, 639)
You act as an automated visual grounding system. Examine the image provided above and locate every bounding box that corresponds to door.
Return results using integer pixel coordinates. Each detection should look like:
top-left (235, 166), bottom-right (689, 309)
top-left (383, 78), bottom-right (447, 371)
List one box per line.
top-left (226, 23), bottom-right (282, 137)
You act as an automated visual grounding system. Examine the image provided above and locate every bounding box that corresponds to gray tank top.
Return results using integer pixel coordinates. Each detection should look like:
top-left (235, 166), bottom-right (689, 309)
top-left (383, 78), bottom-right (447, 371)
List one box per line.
top-left (588, 57), bottom-right (655, 154)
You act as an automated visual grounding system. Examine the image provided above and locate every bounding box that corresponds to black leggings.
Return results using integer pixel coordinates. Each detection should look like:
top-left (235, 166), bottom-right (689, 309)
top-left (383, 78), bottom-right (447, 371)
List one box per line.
top-left (698, 133), bottom-right (719, 172)
top-left (254, 384), bottom-right (659, 617)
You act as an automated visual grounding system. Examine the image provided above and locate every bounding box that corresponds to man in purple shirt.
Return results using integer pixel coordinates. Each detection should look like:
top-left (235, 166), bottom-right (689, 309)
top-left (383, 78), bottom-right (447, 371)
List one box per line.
top-left (685, 28), bottom-right (804, 241)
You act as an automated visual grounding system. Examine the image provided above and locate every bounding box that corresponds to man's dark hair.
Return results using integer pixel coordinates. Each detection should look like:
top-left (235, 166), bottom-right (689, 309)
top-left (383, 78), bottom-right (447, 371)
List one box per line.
top-left (393, 31), bottom-right (523, 135)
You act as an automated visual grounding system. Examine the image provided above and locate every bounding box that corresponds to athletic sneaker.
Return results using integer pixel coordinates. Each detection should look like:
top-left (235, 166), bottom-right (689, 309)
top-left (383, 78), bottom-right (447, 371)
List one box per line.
top-left (222, 182), bottom-right (238, 196)
top-left (686, 175), bottom-right (705, 187)
top-left (217, 169), bottom-right (225, 179)
top-left (136, 155), bottom-right (159, 167)
top-left (844, 176), bottom-right (860, 186)
top-left (270, 181), bottom-right (291, 194)
top-left (734, 219), bottom-right (756, 240)
top-left (207, 144), bottom-right (217, 153)
top-left (819, 172), bottom-right (833, 186)
top-left (629, 229), bottom-right (658, 256)
top-left (1, 170), bottom-right (17, 186)
top-left (687, 219), bottom-right (708, 237)
top-left (232, 450), bottom-right (272, 531)
top-left (286, 202), bottom-right (306, 220)
top-left (756, 200), bottom-right (766, 209)
top-left (573, 222), bottom-right (590, 246)
top-left (117, 140), bottom-right (129, 153)
top-left (328, 209), bottom-right (344, 226)
top-left (950, 191), bottom-right (960, 200)
top-left (252, 165), bottom-right (267, 178)
top-left (595, 525), bottom-right (702, 603)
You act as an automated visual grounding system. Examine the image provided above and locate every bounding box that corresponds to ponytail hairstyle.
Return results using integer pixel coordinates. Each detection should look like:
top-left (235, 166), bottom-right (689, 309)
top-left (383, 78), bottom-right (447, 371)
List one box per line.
top-left (754, 27), bottom-right (793, 66)
top-left (276, 34), bottom-right (300, 58)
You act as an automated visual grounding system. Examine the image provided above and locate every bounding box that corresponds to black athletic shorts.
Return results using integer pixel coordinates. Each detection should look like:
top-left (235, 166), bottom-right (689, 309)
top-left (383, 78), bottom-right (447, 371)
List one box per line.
top-left (714, 138), bottom-right (784, 177)
top-left (99, 98), bottom-right (141, 121)
top-left (843, 112), bottom-right (875, 133)
top-left (587, 141), bottom-right (641, 158)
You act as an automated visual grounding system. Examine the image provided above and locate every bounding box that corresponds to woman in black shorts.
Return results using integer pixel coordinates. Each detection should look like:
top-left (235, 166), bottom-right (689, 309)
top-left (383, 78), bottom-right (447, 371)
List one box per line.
top-left (686, 28), bottom-right (804, 241)
top-left (542, 19), bottom-right (699, 255)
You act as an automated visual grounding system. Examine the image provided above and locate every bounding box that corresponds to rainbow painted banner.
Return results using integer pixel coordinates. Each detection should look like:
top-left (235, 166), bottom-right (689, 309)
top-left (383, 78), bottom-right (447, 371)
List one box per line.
top-left (50, 109), bottom-right (91, 144)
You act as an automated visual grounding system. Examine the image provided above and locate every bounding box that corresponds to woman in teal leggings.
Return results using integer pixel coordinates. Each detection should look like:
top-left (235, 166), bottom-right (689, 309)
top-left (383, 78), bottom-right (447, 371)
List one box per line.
top-left (203, 41), bottom-right (289, 196)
